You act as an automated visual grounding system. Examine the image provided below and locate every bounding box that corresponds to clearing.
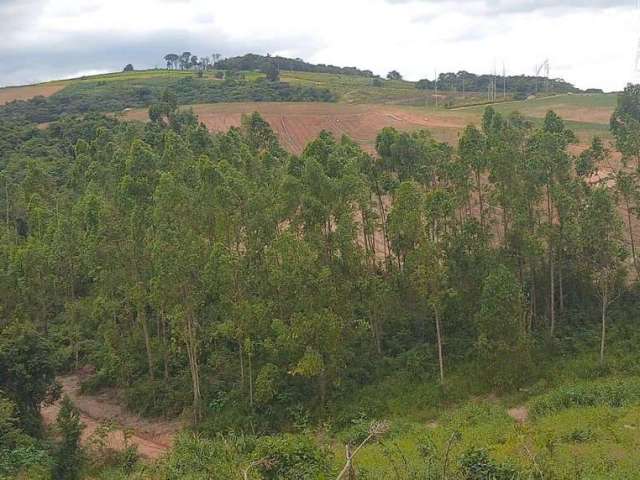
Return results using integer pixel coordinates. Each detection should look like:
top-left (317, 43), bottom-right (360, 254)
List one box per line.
top-left (122, 102), bottom-right (469, 153)
top-left (0, 83), bottom-right (66, 105)
top-left (122, 95), bottom-right (614, 154)
top-left (41, 373), bottom-right (182, 459)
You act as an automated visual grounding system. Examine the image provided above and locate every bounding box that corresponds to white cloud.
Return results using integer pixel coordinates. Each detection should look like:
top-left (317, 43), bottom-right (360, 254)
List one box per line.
top-left (1, 0), bottom-right (638, 91)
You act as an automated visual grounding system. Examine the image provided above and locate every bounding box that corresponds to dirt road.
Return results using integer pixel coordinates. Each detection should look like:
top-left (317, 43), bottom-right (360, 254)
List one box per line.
top-left (41, 374), bottom-right (182, 459)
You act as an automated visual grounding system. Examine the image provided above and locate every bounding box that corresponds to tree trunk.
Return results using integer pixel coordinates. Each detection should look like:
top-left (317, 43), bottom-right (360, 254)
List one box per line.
top-left (374, 183), bottom-right (391, 262)
top-left (476, 171), bottom-right (484, 230)
top-left (139, 304), bottom-right (154, 380)
top-left (161, 310), bottom-right (169, 381)
top-left (434, 306), bottom-right (445, 384)
top-left (600, 288), bottom-right (608, 365)
top-left (626, 198), bottom-right (638, 276)
top-left (547, 186), bottom-right (555, 337)
top-left (184, 308), bottom-right (201, 422)
top-left (239, 341), bottom-right (245, 388)
top-left (558, 261), bottom-right (565, 313)
top-left (248, 349), bottom-right (254, 410)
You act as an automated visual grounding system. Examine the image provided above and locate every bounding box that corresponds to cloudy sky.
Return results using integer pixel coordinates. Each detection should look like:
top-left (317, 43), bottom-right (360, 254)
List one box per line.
top-left (1, 0), bottom-right (638, 91)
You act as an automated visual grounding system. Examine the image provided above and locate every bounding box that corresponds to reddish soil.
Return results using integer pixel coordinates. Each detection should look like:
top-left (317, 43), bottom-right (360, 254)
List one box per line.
top-left (123, 103), bottom-right (467, 154)
top-left (42, 374), bottom-right (182, 459)
top-left (0, 84), bottom-right (65, 105)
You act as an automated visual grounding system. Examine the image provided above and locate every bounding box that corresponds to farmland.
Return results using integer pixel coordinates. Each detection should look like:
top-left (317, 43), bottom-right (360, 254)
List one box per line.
top-left (1, 69), bottom-right (616, 149)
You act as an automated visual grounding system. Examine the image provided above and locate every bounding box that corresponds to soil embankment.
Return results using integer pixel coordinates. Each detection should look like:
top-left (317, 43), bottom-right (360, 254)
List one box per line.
top-left (42, 373), bottom-right (182, 459)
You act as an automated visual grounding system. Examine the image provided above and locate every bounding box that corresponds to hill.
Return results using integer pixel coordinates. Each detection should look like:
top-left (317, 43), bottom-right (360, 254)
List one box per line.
top-left (0, 69), bottom-right (615, 150)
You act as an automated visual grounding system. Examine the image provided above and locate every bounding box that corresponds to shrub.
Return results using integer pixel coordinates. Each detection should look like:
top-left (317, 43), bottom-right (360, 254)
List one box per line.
top-left (459, 448), bottom-right (521, 480)
top-left (252, 434), bottom-right (331, 480)
top-left (158, 432), bottom-right (244, 480)
top-left (530, 378), bottom-right (640, 417)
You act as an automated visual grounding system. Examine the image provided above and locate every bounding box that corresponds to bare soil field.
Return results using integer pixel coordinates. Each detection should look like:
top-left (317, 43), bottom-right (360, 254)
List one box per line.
top-left (123, 102), bottom-right (468, 153)
top-left (0, 84), bottom-right (65, 105)
top-left (42, 373), bottom-right (182, 459)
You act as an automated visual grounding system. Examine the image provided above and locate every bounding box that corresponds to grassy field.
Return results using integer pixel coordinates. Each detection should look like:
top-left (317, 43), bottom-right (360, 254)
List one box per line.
top-left (325, 319), bottom-right (640, 479)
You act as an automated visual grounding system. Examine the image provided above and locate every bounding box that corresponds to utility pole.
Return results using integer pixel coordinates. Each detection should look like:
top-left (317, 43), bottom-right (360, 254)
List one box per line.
top-left (503, 63), bottom-right (506, 99)
top-left (434, 70), bottom-right (438, 108)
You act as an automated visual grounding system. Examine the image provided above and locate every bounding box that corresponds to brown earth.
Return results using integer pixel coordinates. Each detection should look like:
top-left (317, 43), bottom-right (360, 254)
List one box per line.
top-left (122, 102), bottom-right (468, 153)
top-left (42, 373), bottom-right (182, 459)
top-left (0, 84), bottom-right (65, 105)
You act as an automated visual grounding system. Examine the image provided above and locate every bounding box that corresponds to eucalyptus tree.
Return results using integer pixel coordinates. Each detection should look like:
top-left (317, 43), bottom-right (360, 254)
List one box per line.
top-left (578, 186), bottom-right (627, 364)
top-left (611, 84), bottom-right (640, 168)
top-left (387, 181), bottom-right (424, 269)
top-left (407, 240), bottom-right (451, 384)
top-left (614, 169), bottom-right (640, 276)
top-left (526, 111), bottom-right (575, 336)
top-left (459, 124), bottom-right (488, 231)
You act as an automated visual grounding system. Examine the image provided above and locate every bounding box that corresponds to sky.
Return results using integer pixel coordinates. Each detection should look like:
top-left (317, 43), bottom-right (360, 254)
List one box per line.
top-left (1, 0), bottom-right (638, 91)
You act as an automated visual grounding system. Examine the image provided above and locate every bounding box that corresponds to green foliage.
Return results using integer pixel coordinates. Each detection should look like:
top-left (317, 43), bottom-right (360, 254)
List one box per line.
top-left (458, 448), bottom-right (521, 480)
top-left (0, 393), bottom-right (52, 479)
top-left (156, 433), bottom-right (244, 479)
top-left (215, 53), bottom-right (375, 77)
top-left (0, 321), bottom-right (59, 435)
top-left (530, 377), bottom-right (640, 417)
top-left (2, 79), bottom-right (640, 478)
top-left (52, 395), bottom-right (84, 480)
top-left (475, 266), bottom-right (531, 390)
top-left (0, 76), bottom-right (336, 124)
top-left (252, 434), bottom-right (332, 480)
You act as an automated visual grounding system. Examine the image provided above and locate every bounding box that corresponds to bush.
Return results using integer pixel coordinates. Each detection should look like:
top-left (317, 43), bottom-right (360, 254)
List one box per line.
top-left (459, 448), bottom-right (520, 480)
top-left (530, 377), bottom-right (640, 417)
top-left (157, 432), bottom-right (245, 479)
top-left (123, 377), bottom-right (191, 418)
top-left (252, 434), bottom-right (332, 480)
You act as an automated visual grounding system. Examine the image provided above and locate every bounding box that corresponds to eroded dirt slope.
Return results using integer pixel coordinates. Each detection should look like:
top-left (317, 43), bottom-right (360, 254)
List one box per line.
top-left (42, 373), bottom-right (182, 459)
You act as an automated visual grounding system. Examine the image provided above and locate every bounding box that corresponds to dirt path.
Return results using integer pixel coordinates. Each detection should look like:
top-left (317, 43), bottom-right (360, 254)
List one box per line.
top-left (42, 374), bottom-right (183, 459)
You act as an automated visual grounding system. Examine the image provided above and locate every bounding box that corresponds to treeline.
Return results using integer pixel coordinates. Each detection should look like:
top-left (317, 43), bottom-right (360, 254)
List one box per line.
top-left (0, 75), bottom-right (335, 124)
top-left (215, 53), bottom-right (376, 77)
top-left (2, 84), bottom-right (640, 476)
top-left (417, 71), bottom-right (581, 96)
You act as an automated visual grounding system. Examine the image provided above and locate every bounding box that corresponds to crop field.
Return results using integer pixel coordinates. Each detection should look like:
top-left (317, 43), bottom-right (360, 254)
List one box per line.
top-left (122, 102), bottom-right (469, 152)
top-left (0, 83), bottom-right (66, 105)
top-left (121, 92), bottom-right (615, 155)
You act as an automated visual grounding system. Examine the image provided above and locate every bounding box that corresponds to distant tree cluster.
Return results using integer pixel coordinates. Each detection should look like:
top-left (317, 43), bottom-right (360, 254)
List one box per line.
top-left (0, 75), bottom-right (336, 124)
top-left (416, 70), bottom-right (582, 96)
top-left (163, 51), bottom-right (222, 71)
top-left (386, 70), bottom-right (403, 81)
top-left (215, 53), bottom-right (375, 77)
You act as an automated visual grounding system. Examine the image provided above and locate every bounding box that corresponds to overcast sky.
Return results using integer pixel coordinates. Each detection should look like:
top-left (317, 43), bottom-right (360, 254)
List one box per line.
top-left (1, 0), bottom-right (638, 91)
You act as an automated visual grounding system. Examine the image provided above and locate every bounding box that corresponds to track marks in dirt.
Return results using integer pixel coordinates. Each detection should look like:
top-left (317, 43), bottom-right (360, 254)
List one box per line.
top-left (123, 102), bottom-right (467, 154)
